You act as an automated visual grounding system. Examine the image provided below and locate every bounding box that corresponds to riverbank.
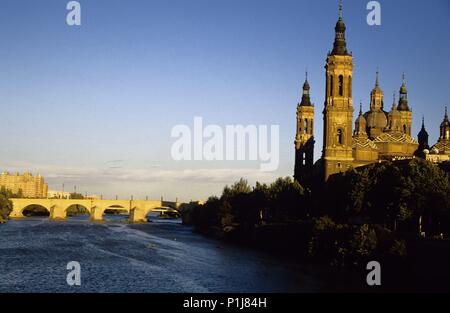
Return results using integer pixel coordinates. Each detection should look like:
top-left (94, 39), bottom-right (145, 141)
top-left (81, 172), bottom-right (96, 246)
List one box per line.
top-left (188, 219), bottom-right (450, 292)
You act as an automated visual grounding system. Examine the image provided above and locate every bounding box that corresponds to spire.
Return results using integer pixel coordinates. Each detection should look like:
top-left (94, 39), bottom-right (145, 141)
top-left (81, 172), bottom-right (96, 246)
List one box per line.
top-left (300, 72), bottom-right (312, 106)
top-left (417, 115), bottom-right (429, 151)
top-left (375, 68), bottom-right (379, 87)
top-left (445, 106), bottom-right (448, 121)
top-left (400, 72), bottom-right (407, 94)
top-left (331, 0), bottom-right (349, 56)
top-left (354, 100), bottom-right (367, 137)
top-left (398, 73), bottom-right (410, 111)
top-left (302, 70), bottom-right (310, 91)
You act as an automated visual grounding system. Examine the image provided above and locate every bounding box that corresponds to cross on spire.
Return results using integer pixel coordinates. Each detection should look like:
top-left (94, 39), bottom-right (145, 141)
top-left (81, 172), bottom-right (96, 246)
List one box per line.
top-left (375, 68), bottom-right (379, 87)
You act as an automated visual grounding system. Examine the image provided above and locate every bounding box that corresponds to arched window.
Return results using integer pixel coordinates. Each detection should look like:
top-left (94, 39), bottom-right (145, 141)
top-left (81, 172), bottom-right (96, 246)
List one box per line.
top-left (348, 76), bottom-right (352, 97)
top-left (403, 125), bottom-right (407, 134)
top-left (304, 119), bottom-right (308, 134)
top-left (337, 129), bottom-right (344, 145)
top-left (330, 75), bottom-right (334, 97)
top-left (446, 129), bottom-right (450, 140)
top-left (338, 75), bottom-right (344, 96)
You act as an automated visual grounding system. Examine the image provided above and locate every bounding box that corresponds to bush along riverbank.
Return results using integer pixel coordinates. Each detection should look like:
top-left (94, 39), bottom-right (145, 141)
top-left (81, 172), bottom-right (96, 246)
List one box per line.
top-left (0, 187), bottom-right (16, 223)
top-left (184, 159), bottom-right (450, 292)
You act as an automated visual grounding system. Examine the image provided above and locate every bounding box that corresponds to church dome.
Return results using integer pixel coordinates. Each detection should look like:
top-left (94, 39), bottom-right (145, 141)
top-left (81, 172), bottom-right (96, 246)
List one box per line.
top-left (364, 110), bottom-right (388, 129)
top-left (354, 104), bottom-right (368, 137)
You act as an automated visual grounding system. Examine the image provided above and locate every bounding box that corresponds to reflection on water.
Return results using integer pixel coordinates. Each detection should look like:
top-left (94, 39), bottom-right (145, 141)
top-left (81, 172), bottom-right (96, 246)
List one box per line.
top-left (0, 217), bottom-right (328, 293)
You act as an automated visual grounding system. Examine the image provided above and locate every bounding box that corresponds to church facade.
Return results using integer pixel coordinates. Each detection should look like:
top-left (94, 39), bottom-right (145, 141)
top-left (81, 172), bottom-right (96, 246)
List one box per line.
top-left (294, 2), bottom-right (448, 183)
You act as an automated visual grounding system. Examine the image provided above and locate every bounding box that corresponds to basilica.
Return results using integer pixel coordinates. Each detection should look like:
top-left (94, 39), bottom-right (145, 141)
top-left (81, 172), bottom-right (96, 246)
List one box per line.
top-left (294, 2), bottom-right (450, 183)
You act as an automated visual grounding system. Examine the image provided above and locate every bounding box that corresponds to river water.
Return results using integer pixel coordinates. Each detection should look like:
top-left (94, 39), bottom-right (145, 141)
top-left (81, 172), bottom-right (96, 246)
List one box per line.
top-left (0, 216), bottom-right (333, 293)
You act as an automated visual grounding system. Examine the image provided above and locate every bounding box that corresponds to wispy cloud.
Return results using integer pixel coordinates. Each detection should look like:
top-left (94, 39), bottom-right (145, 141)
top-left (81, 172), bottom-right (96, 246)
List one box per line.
top-left (0, 161), bottom-right (278, 186)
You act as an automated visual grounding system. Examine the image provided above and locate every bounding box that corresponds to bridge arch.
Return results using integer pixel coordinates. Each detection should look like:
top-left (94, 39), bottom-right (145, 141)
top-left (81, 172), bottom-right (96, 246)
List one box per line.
top-left (22, 204), bottom-right (50, 217)
top-left (146, 206), bottom-right (180, 221)
top-left (66, 203), bottom-right (90, 218)
top-left (103, 205), bottom-right (129, 222)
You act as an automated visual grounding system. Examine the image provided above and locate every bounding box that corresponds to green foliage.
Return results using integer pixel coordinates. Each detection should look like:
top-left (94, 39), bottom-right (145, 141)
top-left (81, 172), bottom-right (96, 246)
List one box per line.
top-left (191, 177), bottom-right (308, 234)
top-left (268, 177), bottom-right (306, 221)
top-left (308, 217), bottom-right (379, 267)
top-left (389, 239), bottom-right (407, 257)
top-left (0, 187), bottom-right (22, 223)
top-left (191, 196), bottom-right (221, 233)
top-left (0, 194), bottom-right (12, 223)
top-left (69, 192), bottom-right (85, 200)
top-left (308, 216), bottom-right (350, 266)
top-left (349, 224), bottom-right (378, 259)
top-left (324, 159), bottom-right (450, 234)
top-left (188, 159), bottom-right (449, 266)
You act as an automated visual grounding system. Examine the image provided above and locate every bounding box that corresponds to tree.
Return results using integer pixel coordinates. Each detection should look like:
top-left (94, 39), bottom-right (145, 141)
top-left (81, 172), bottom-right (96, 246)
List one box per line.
top-left (191, 196), bottom-right (221, 233)
top-left (269, 177), bottom-right (306, 221)
top-left (252, 182), bottom-right (270, 222)
top-left (69, 192), bottom-right (85, 200)
top-left (219, 178), bottom-right (259, 231)
top-left (0, 187), bottom-right (14, 223)
top-left (322, 159), bottom-right (450, 235)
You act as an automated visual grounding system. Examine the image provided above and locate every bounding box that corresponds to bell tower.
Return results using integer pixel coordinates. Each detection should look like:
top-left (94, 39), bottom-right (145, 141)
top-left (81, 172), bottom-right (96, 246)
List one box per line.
top-left (294, 72), bottom-right (315, 184)
top-left (323, 0), bottom-right (354, 180)
top-left (439, 107), bottom-right (450, 142)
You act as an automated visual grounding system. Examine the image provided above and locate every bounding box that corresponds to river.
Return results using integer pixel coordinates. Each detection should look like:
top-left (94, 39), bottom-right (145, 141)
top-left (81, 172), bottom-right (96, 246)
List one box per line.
top-left (0, 216), bottom-right (333, 293)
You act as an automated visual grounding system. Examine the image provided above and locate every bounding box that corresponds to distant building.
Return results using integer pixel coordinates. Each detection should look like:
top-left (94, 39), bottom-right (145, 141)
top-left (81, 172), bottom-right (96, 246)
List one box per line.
top-left (47, 190), bottom-right (72, 199)
top-left (0, 171), bottom-right (48, 198)
top-left (85, 194), bottom-right (99, 200)
top-left (47, 190), bottom-right (99, 200)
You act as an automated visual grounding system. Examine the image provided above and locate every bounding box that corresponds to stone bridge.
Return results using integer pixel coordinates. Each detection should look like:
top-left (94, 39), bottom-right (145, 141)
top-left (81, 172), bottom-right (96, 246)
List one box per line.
top-left (9, 198), bottom-right (169, 223)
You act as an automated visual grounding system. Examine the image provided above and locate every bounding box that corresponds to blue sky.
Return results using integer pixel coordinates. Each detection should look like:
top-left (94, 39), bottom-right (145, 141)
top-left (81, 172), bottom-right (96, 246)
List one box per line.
top-left (0, 0), bottom-right (449, 201)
